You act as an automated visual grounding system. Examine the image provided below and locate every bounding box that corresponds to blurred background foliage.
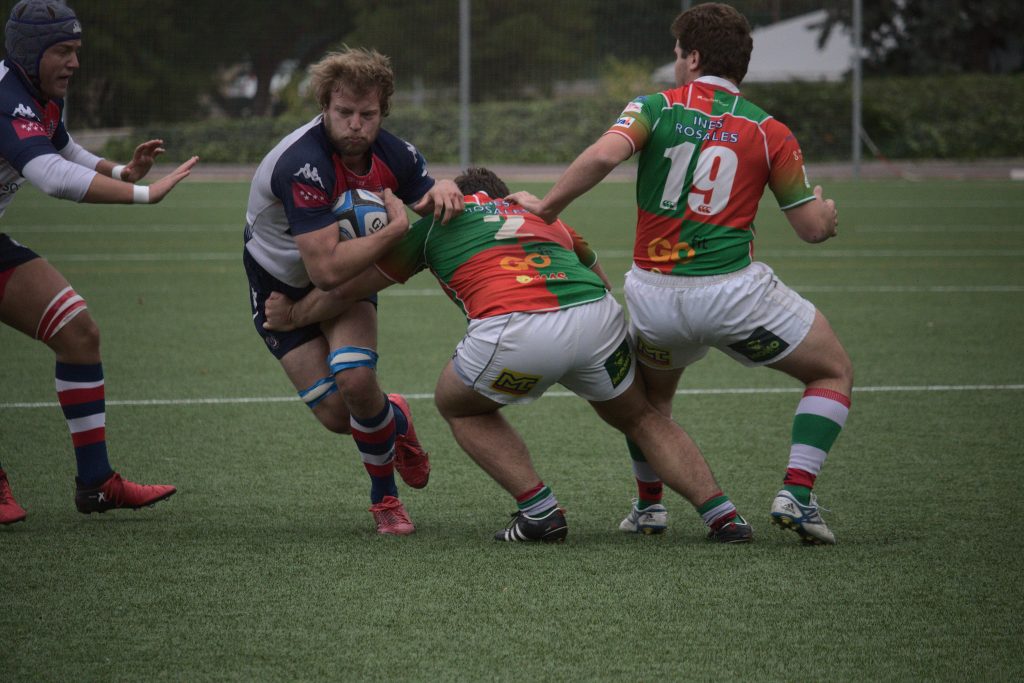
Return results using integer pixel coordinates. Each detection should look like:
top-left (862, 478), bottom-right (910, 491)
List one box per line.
top-left (3, 0), bottom-right (1021, 161)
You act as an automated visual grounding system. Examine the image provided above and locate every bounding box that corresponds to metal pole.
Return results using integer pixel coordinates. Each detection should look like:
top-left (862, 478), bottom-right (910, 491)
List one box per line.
top-left (459, 0), bottom-right (471, 170)
top-left (852, 0), bottom-right (862, 178)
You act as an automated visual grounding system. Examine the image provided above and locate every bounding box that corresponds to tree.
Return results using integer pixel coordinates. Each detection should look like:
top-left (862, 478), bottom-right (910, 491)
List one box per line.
top-left (7, 0), bottom-right (356, 126)
top-left (192, 0), bottom-right (354, 117)
top-left (821, 0), bottom-right (1024, 75)
top-left (345, 0), bottom-right (597, 102)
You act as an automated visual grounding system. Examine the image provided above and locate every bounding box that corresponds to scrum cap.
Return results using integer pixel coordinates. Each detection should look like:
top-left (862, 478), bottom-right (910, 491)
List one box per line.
top-left (5, 0), bottom-right (81, 80)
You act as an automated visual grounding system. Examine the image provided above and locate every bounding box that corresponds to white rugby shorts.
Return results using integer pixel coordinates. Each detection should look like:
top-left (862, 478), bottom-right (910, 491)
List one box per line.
top-left (452, 292), bottom-right (636, 405)
top-left (624, 261), bottom-right (815, 369)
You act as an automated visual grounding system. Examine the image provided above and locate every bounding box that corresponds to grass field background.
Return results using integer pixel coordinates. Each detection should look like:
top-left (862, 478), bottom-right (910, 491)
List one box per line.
top-left (2, 177), bottom-right (1023, 681)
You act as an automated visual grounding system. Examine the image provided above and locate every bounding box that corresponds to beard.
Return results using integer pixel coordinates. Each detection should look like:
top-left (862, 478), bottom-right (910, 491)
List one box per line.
top-left (324, 119), bottom-right (371, 158)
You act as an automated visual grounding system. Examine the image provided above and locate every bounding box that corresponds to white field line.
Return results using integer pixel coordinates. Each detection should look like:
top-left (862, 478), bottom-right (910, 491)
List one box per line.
top-left (38, 248), bottom-right (1024, 262)
top-left (2, 383), bottom-right (1021, 410)
top-left (385, 285), bottom-right (1024, 295)
top-left (12, 222), bottom-right (1023, 234)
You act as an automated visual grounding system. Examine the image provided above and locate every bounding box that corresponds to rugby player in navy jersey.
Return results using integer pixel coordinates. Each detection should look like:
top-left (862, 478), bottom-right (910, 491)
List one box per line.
top-left (243, 47), bottom-right (463, 535)
top-left (0, 0), bottom-right (198, 525)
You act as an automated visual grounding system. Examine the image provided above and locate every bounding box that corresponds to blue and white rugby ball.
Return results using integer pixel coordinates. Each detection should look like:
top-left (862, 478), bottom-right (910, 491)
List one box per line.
top-left (332, 189), bottom-right (388, 241)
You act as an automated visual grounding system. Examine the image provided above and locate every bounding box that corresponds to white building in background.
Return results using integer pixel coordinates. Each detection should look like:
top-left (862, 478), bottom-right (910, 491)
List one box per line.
top-left (652, 10), bottom-right (854, 84)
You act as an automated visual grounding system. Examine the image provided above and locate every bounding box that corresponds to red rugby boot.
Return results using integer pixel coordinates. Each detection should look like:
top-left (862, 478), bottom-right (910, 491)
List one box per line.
top-left (75, 472), bottom-right (176, 514)
top-left (388, 393), bottom-right (431, 489)
top-left (369, 495), bottom-right (415, 535)
top-left (0, 469), bottom-right (27, 525)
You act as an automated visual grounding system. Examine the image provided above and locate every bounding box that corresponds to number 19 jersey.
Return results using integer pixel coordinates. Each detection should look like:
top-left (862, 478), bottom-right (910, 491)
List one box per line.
top-left (608, 75), bottom-right (815, 276)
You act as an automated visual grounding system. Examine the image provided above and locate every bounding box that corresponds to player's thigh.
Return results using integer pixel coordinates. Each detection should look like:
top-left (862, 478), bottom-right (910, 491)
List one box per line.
top-left (322, 300), bottom-right (378, 350)
top-left (767, 309), bottom-right (853, 390)
top-left (587, 379), bottom-right (653, 435)
top-left (279, 335), bottom-right (333, 391)
top-left (434, 359), bottom-right (505, 419)
top-left (0, 258), bottom-right (79, 337)
top-left (278, 336), bottom-right (351, 430)
top-left (638, 363), bottom-right (685, 417)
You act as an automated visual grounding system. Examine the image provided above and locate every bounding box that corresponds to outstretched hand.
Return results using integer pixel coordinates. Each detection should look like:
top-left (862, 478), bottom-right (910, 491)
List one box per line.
top-left (412, 178), bottom-right (464, 224)
top-left (506, 190), bottom-right (555, 223)
top-left (262, 291), bottom-right (297, 331)
top-left (146, 156), bottom-right (199, 203)
top-left (121, 139), bottom-right (166, 182)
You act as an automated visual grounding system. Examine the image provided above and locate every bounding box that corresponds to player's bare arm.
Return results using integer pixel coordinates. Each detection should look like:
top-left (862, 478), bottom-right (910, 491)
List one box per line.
top-left (81, 156), bottom-right (199, 204)
top-left (783, 185), bottom-right (839, 243)
top-left (590, 261), bottom-right (613, 291)
top-left (295, 188), bottom-right (409, 290)
top-left (263, 267), bottom-right (395, 331)
top-left (508, 134), bottom-right (633, 223)
top-left (411, 178), bottom-right (464, 224)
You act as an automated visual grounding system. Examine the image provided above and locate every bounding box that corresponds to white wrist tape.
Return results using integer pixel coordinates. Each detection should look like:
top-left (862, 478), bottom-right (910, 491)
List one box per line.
top-left (132, 185), bottom-right (150, 204)
top-left (111, 164), bottom-right (126, 180)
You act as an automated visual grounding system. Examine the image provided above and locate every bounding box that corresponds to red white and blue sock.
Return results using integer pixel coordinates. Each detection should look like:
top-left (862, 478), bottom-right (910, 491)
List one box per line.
top-left (56, 362), bottom-right (113, 487)
top-left (350, 398), bottom-right (398, 503)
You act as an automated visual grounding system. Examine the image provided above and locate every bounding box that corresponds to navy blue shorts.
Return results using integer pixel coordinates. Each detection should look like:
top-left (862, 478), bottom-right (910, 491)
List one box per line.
top-left (242, 246), bottom-right (378, 361)
top-left (0, 233), bottom-right (39, 272)
top-left (0, 233), bottom-right (40, 302)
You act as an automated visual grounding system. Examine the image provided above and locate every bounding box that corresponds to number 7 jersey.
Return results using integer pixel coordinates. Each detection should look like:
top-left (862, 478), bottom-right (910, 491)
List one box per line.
top-left (608, 75), bottom-right (815, 276)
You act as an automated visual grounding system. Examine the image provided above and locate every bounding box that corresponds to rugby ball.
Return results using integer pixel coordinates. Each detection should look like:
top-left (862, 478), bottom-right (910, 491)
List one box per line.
top-left (332, 189), bottom-right (388, 241)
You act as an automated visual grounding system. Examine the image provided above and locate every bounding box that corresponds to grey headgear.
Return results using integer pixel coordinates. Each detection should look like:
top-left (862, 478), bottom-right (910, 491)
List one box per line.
top-left (5, 0), bottom-right (81, 80)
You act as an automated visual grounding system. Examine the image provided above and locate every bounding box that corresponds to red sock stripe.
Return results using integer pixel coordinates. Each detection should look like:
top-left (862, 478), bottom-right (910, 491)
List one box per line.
top-left (515, 482), bottom-right (544, 503)
top-left (803, 387), bottom-right (851, 407)
top-left (71, 426), bottom-right (106, 448)
top-left (57, 386), bottom-right (105, 406)
top-left (350, 424), bottom-right (395, 445)
top-left (784, 467), bottom-right (817, 489)
top-left (637, 478), bottom-right (664, 503)
top-left (698, 490), bottom-right (725, 509)
top-left (363, 462), bottom-right (393, 477)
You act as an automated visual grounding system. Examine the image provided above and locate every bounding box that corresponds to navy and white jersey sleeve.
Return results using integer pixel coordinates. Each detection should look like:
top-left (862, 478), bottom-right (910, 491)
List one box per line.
top-left (0, 60), bottom-right (69, 216)
top-left (372, 129), bottom-right (435, 205)
top-left (244, 116), bottom-right (339, 288)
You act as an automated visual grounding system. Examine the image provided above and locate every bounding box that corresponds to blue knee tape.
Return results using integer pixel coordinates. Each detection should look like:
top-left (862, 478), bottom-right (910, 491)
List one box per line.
top-left (299, 376), bottom-right (338, 409)
top-left (328, 346), bottom-right (379, 374)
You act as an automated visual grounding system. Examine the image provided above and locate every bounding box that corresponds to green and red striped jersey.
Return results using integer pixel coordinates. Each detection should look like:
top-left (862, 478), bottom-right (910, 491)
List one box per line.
top-left (376, 192), bottom-right (607, 319)
top-left (608, 76), bottom-right (815, 276)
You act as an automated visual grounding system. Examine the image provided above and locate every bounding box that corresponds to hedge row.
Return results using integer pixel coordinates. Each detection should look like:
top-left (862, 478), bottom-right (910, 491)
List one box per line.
top-left (103, 74), bottom-right (1024, 164)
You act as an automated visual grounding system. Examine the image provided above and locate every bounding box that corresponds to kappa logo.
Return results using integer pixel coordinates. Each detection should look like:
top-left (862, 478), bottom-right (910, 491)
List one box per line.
top-left (491, 368), bottom-right (541, 395)
top-left (12, 103), bottom-right (35, 119)
top-left (294, 163), bottom-right (324, 189)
